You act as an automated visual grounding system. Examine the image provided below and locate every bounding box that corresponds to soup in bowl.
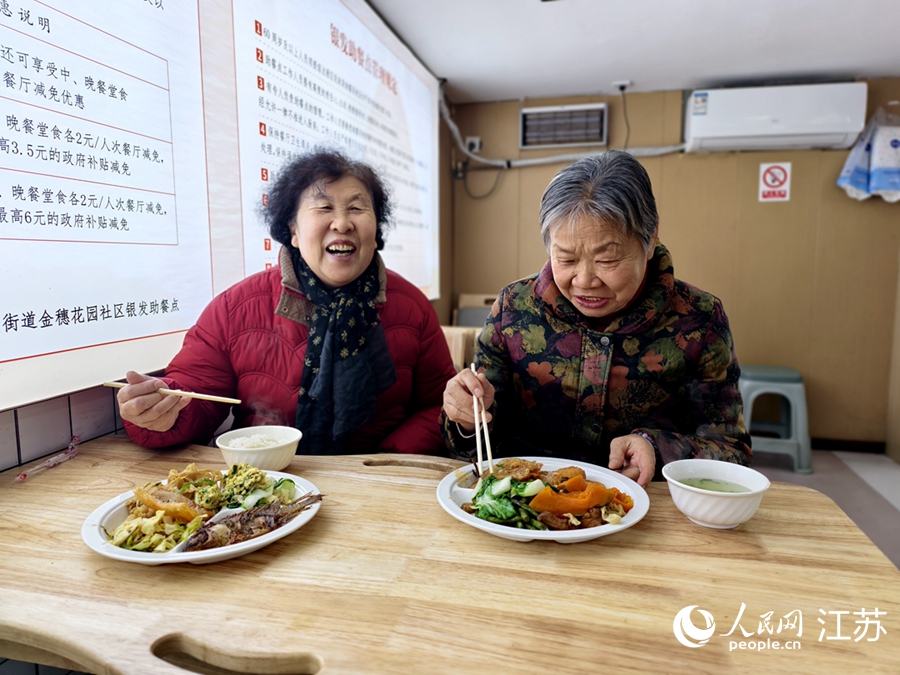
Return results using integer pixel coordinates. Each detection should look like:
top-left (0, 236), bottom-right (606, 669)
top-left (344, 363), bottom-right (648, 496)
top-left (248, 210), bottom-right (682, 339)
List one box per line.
top-left (661, 459), bottom-right (770, 529)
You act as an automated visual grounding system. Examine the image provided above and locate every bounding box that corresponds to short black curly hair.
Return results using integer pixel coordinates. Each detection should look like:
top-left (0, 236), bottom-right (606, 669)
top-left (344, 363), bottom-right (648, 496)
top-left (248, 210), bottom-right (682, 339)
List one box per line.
top-left (265, 149), bottom-right (393, 250)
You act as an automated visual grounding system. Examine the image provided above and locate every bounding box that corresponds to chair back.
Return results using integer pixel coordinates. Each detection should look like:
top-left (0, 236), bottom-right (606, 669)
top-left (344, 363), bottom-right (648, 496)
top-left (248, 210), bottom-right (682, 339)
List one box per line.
top-left (453, 293), bottom-right (496, 327)
top-left (440, 326), bottom-right (480, 372)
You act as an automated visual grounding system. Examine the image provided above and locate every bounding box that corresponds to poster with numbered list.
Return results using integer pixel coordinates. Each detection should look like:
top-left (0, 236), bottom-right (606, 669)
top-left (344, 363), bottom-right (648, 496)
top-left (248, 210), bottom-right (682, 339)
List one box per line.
top-left (232, 0), bottom-right (440, 298)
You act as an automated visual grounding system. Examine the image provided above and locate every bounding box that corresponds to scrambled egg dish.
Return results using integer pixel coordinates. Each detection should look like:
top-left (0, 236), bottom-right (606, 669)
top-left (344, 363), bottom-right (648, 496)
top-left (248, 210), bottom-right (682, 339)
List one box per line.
top-left (222, 463), bottom-right (272, 506)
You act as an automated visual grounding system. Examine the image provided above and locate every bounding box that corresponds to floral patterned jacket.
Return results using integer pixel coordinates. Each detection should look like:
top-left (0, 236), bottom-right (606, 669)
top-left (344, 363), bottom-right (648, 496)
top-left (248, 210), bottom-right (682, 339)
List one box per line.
top-left (441, 243), bottom-right (751, 475)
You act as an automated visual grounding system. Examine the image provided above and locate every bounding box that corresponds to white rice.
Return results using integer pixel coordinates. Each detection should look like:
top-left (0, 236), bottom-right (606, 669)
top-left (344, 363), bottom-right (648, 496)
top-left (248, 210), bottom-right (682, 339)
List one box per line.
top-left (225, 433), bottom-right (280, 449)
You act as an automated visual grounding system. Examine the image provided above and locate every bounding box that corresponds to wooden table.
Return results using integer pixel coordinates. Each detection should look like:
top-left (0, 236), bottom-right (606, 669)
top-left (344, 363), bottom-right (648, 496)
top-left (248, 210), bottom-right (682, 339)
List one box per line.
top-left (2, 436), bottom-right (899, 675)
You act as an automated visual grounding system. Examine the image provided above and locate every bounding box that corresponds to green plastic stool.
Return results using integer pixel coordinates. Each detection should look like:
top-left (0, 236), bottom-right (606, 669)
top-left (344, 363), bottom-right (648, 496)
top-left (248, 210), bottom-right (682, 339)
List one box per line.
top-left (739, 365), bottom-right (812, 473)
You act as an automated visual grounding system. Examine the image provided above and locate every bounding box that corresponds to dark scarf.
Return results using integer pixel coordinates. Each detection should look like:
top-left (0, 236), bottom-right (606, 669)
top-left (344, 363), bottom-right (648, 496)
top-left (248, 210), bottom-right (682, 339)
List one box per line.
top-left (291, 249), bottom-right (396, 454)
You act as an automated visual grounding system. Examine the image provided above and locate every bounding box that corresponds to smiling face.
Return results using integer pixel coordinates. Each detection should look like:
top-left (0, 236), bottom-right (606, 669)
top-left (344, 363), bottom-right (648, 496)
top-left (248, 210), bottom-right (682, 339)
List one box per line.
top-left (549, 216), bottom-right (655, 319)
top-left (290, 175), bottom-right (378, 289)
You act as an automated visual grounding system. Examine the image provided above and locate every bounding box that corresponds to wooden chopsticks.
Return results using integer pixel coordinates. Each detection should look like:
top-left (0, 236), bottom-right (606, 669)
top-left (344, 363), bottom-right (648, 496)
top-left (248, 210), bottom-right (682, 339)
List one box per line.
top-left (470, 363), bottom-right (494, 475)
top-left (103, 381), bottom-right (241, 406)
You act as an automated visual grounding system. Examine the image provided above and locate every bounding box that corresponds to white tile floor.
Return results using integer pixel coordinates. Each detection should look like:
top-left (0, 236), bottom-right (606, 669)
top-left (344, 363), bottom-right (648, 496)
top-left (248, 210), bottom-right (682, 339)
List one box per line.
top-left (833, 451), bottom-right (900, 513)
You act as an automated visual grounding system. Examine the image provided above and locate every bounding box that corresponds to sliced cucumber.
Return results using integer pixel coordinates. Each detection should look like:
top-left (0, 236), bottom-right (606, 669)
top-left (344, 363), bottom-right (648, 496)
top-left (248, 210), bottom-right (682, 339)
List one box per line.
top-left (240, 486), bottom-right (274, 510)
top-left (272, 478), bottom-right (296, 502)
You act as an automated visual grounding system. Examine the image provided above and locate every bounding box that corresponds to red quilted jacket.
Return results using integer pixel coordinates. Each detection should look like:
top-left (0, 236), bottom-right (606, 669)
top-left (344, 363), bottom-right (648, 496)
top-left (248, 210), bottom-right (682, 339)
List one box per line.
top-left (124, 250), bottom-right (456, 454)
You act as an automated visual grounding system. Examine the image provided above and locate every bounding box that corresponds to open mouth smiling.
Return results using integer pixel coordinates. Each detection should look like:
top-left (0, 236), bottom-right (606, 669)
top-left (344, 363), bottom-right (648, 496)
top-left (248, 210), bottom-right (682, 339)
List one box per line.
top-left (326, 243), bottom-right (356, 257)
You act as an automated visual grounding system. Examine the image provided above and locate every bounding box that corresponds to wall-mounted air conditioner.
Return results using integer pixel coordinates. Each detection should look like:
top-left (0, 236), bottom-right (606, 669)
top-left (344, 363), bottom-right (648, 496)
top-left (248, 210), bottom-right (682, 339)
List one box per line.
top-left (684, 82), bottom-right (867, 153)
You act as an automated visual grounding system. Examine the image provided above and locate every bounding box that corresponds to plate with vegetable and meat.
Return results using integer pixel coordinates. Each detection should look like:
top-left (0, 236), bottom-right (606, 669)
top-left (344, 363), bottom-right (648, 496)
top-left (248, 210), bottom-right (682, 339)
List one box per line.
top-left (81, 463), bottom-right (322, 565)
top-left (436, 457), bottom-right (649, 543)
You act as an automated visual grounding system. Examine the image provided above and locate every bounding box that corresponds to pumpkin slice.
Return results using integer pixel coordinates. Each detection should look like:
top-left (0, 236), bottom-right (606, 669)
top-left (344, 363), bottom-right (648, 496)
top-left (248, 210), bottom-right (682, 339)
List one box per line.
top-left (561, 474), bottom-right (588, 492)
top-left (610, 488), bottom-right (634, 513)
top-left (528, 481), bottom-right (614, 516)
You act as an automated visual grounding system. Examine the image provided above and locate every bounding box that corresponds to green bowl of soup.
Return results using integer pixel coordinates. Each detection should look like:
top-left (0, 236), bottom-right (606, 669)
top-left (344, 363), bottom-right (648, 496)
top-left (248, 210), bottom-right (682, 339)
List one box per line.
top-left (661, 459), bottom-right (770, 529)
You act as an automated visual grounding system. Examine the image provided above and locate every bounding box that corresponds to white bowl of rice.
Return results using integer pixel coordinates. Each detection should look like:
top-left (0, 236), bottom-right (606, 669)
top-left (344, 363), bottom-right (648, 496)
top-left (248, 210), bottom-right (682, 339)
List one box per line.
top-left (215, 425), bottom-right (302, 471)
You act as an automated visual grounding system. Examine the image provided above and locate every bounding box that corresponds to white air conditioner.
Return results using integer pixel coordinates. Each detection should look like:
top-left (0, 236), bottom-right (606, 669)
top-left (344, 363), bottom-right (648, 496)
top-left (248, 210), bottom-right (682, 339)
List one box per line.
top-left (684, 82), bottom-right (867, 153)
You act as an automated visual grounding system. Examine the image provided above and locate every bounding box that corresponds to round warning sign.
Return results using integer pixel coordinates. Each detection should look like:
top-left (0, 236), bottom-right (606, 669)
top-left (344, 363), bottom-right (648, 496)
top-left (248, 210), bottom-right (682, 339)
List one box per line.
top-left (763, 165), bottom-right (788, 187)
top-left (759, 163), bottom-right (791, 201)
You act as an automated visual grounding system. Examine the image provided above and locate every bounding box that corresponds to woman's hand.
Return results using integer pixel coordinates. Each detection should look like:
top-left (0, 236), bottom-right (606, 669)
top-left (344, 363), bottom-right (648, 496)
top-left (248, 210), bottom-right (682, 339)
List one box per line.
top-left (442, 368), bottom-right (495, 434)
top-left (609, 434), bottom-right (656, 487)
top-left (116, 371), bottom-right (191, 432)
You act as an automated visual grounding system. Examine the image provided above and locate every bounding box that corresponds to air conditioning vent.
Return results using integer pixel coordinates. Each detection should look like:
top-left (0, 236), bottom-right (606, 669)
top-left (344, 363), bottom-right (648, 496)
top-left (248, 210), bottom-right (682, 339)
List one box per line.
top-left (520, 103), bottom-right (607, 149)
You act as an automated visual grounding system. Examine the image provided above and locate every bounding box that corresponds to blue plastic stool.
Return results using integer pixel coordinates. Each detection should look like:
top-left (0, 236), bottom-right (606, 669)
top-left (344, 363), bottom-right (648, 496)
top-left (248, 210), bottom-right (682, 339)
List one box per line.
top-left (739, 365), bottom-right (812, 474)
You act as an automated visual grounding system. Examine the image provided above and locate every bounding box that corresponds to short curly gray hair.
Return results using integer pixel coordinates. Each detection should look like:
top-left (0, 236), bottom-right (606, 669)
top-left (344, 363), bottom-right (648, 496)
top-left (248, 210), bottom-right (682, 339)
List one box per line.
top-left (539, 150), bottom-right (659, 254)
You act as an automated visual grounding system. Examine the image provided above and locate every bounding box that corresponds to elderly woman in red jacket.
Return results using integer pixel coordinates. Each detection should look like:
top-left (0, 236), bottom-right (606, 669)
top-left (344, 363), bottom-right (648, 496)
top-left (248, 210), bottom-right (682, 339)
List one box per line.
top-left (117, 150), bottom-right (456, 454)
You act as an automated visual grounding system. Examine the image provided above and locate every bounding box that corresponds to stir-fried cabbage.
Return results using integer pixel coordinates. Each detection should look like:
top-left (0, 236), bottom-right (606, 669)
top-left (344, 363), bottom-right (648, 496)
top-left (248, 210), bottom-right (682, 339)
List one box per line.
top-left (109, 511), bottom-right (206, 552)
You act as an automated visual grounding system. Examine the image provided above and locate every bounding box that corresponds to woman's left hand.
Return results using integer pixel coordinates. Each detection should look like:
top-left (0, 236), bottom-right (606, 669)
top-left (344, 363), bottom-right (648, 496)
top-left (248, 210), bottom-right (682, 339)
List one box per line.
top-left (609, 434), bottom-right (656, 487)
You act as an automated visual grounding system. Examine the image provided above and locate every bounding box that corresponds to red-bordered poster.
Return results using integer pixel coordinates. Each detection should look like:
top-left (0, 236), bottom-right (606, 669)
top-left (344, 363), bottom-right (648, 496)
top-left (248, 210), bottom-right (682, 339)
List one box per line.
top-left (759, 163), bottom-right (791, 202)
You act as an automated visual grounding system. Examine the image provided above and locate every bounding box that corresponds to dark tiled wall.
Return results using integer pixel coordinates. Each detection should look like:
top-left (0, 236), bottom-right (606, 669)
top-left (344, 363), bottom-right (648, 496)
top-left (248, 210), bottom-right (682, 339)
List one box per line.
top-left (0, 657), bottom-right (88, 674)
top-left (0, 386), bottom-right (122, 471)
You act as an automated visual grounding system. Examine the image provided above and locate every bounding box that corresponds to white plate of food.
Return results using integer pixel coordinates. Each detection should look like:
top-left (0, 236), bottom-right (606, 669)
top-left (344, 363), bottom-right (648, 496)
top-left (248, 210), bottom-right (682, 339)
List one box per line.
top-left (82, 465), bottom-right (322, 565)
top-left (436, 456), bottom-right (649, 543)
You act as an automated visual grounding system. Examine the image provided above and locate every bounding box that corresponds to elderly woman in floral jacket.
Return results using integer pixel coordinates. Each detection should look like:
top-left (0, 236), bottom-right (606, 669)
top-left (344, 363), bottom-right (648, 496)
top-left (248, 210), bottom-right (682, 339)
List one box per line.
top-left (441, 150), bottom-right (751, 487)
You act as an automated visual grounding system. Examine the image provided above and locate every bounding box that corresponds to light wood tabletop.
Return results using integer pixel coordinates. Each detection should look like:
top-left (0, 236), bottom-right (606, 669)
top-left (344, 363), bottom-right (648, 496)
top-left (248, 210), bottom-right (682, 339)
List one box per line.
top-left (1, 435), bottom-right (898, 675)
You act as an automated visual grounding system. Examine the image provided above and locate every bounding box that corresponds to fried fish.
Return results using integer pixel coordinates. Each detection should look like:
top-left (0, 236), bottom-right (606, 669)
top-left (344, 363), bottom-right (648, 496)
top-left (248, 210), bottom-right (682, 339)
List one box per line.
top-left (182, 493), bottom-right (323, 552)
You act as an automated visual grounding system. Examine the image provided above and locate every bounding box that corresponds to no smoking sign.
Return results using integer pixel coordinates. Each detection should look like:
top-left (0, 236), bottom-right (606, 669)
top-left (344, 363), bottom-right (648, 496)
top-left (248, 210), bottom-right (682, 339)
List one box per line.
top-left (759, 163), bottom-right (791, 202)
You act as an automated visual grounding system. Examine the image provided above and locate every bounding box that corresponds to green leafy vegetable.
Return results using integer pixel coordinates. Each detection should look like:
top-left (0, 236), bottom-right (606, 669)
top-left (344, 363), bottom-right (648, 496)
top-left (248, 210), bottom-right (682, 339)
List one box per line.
top-left (512, 478), bottom-right (545, 498)
top-left (490, 475), bottom-right (512, 496)
top-left (474, 486), bottom-right (516, 521)
top-left (471, 475), bottom-right (547, 530)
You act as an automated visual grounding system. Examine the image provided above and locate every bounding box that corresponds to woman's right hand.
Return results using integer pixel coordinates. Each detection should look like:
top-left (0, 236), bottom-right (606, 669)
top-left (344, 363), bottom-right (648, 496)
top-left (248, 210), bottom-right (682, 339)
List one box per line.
top-left (117, 371), bottom-right (191, 432)
top-left (442, 368), bottom-right (495, 434)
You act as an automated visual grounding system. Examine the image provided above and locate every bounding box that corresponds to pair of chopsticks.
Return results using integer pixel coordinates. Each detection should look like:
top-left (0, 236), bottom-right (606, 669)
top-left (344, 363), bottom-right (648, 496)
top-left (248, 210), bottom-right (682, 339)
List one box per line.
top-left (15, 436), bottom-right (80, 482)
top-left (470, 363), bottom-right (494, 475)
top-left (103, 381), bottom-right (241, 405)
